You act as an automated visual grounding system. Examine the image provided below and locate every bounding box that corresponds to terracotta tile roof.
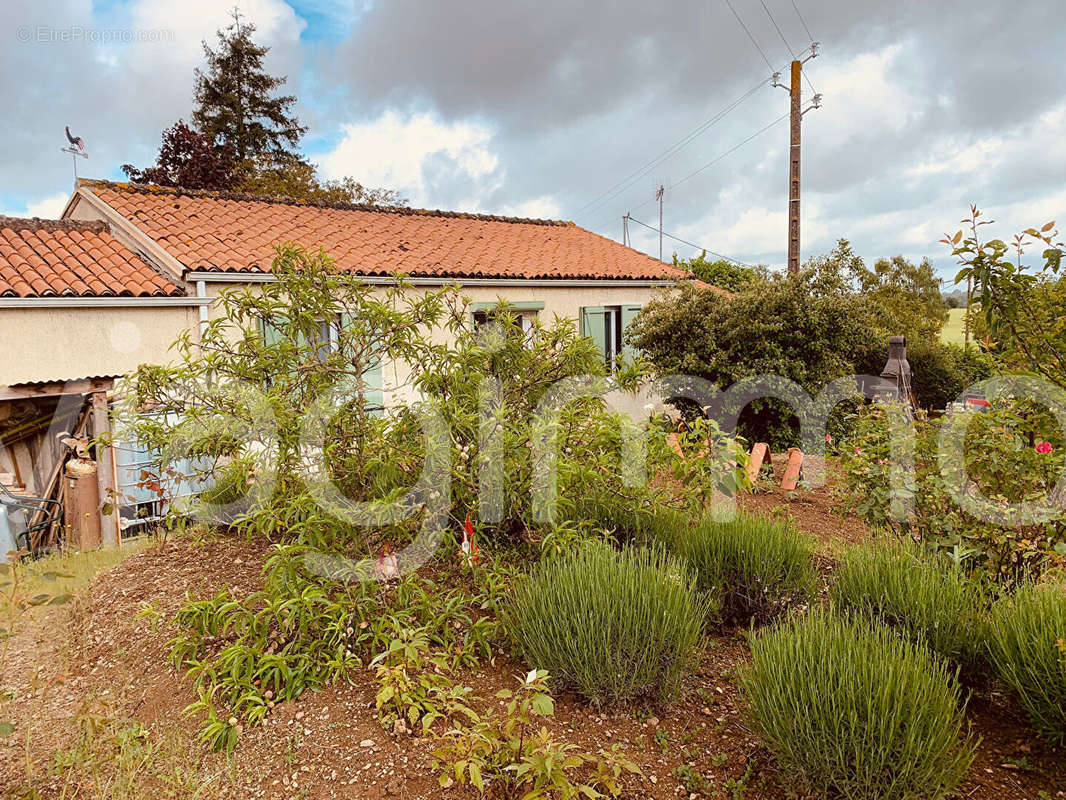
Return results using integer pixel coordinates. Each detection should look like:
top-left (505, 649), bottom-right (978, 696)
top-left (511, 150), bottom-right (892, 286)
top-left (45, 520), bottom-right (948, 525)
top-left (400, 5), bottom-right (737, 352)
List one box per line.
top-left (80, 179), bottom-right (690, 282)
top-left (0, 216), bottom-right (181, 298)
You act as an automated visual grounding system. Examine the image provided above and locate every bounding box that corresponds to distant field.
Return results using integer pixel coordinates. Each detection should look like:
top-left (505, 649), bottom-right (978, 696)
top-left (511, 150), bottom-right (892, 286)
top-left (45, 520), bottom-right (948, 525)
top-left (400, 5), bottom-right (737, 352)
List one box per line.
top-left (942, 307), bottom-right (969, 345)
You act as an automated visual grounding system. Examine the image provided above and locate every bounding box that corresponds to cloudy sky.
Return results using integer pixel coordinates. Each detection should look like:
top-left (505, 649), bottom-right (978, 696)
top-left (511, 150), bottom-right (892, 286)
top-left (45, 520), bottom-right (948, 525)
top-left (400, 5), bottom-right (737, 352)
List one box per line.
top-left (1, 0), bottom-right (1062, 279)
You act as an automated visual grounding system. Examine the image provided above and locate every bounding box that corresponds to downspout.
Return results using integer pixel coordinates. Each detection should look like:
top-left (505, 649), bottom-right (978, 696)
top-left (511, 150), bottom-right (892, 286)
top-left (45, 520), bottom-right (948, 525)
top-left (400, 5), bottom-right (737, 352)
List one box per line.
top-left (196, 281), bottom-right (208, 340)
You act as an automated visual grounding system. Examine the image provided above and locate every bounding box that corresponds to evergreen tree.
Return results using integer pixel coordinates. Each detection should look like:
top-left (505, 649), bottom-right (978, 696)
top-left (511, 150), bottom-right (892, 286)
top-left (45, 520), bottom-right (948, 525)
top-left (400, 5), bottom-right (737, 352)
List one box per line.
top-left (124, 10), bottom-right (403, 206)
top-left (192, 10), bottom-right (306, 164)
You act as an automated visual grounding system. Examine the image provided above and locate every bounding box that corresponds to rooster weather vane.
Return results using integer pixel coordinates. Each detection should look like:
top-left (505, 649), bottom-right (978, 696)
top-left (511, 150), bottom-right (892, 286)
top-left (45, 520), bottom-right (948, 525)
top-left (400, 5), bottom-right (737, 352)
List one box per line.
top-left (61, 125), bottom-right (88, 181)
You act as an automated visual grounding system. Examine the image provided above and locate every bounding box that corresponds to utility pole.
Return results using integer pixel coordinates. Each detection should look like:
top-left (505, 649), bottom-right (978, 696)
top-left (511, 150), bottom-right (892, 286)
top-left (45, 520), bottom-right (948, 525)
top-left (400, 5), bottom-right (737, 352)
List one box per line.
top-left (655, 185), bottom-right (665, 261)
top-left (774, 44), bottom-right (821, 274)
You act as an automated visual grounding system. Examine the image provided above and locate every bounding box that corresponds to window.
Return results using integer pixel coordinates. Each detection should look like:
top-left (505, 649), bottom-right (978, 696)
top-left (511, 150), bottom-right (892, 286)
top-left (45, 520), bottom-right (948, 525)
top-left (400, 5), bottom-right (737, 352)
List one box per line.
top-left (580, 304), bottom-right (641, 370)
top-left (470, 301), bottom-right (544, 342)
top-left (260, 314), bottom-right (384, 409)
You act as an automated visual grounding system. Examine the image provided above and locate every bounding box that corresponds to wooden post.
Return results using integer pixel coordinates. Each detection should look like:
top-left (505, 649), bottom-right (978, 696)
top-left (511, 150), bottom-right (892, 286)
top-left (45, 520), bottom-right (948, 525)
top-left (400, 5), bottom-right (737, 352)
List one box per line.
top-left (787, 59), bottom-right (802, 274)
top-left (91, 391), bottom-right (120, 548)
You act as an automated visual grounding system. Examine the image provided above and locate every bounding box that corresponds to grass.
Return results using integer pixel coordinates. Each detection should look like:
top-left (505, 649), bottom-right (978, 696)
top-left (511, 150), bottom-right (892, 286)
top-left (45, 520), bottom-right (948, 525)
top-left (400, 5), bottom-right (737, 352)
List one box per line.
top-left (941, 307), bottom-right (969, 345)
top-left (1, 536), bottom-right (154, 619)
top-left (740, 611), bottom-right (977, 800)
top-left (986, 579), bottom-right (1066, 744)
top-left (643, 511), bottom-right (817, 624)
top-left (504, 540), bottom-right (709, 705)
top-left (830, 542), bottom-right (988, 669)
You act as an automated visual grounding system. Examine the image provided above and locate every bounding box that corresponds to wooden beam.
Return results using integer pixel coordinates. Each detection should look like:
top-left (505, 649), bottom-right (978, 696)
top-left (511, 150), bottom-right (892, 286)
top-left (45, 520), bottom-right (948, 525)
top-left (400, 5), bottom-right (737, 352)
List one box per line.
top-left (0, 378), bottom-right (114, 402)
top-left (91, 391), bottom-right (120, 548)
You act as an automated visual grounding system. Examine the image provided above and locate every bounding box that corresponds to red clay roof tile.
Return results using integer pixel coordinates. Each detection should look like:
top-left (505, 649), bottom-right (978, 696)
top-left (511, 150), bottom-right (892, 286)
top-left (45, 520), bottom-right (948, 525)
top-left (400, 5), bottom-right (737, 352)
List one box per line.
top-left (82, 179), bottom-right (691, 282)
top-left (0, 216), bottom-right (181, 298)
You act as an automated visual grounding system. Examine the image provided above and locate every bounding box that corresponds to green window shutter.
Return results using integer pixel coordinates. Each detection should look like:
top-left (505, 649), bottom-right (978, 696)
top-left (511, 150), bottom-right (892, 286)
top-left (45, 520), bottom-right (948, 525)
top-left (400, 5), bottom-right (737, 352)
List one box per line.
top-left (580, 306), bottom-right (608, 363)
top-left (621, 304), bottom-right (642, 363)
top-left (363, 357), bottom-right (384, 411)
top-left (261, 318), bottom-right (284, 347)
top-left (339, 313), bottom-right (384, 411)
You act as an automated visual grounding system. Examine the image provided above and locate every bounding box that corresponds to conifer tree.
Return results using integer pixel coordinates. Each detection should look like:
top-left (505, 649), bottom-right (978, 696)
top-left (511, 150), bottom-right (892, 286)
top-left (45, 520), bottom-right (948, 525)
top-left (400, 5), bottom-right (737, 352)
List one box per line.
top-left (192, 10), bottom-right (306, 164)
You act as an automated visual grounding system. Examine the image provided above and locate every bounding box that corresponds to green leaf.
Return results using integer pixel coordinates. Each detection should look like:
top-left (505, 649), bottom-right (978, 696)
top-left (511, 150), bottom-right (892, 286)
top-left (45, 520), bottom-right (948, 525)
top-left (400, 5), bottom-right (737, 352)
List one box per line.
top-left (0, 721), bottom-right (14, 737)
top-left (468, 762), bottom-right (483, 791)
top-left (27, 594), bottom-right (52, 606)
top-left (48, 594), bottom-right (72, 606)
top-left (530, 693), bottom-right (554, 718)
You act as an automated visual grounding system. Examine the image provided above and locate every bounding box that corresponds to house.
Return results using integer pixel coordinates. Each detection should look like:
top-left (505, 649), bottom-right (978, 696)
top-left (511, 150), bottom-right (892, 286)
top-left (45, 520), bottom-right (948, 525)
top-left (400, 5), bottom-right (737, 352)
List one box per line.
top-left (54, 179), bottom-right (692, 403)
top-left (0, 215), bottom-right (209, 547)
top-left (1, 178), bottom-right (699, 547)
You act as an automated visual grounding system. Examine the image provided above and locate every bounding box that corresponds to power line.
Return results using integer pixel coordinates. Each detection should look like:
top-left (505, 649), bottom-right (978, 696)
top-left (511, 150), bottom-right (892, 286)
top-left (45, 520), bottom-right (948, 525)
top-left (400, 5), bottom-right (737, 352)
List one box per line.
top-left (575, 35), bottom-right (817, 226)
top-left (790, 0), bottom-right (815, 42)
top-left (591, 111), bottom-right (789, 230)
top-left (802, 66), bottom-right (818, 95)
top-left (786, 0), bottom-right (818, 93)
top-left (668, 112), bottom-right (789, 192)
top-left (724, 0), bottom-right (774, 72)
top-left (626, 215), bottom-right (753, 267)
top-left (760, 0), bottom-right (795, 58)
top-left (573, 77), bottom-right (768, 221)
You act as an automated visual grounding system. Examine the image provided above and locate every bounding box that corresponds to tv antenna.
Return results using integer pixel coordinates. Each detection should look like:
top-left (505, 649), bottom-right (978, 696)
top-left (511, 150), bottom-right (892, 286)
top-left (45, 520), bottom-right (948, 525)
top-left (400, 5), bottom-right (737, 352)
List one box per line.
top-left (655, 184), bottom-right (665, 261)
top-left (61, 125), bottom-right (88, 182)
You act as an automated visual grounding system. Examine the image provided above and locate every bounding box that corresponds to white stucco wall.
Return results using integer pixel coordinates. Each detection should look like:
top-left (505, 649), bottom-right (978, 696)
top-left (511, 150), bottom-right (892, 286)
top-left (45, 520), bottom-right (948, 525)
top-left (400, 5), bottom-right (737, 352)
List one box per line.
top-left (0, 305), bottom-right (200, 385)
top-left (200, 279), bottom-right (670, 415)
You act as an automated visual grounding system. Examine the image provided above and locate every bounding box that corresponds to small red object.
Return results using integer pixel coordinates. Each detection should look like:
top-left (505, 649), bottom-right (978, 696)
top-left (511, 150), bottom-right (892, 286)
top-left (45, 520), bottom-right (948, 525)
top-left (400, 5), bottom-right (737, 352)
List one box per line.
top-left (375, 542), bottom-right (399, 580)
top-left (461, 514), bottom-right (480, 566)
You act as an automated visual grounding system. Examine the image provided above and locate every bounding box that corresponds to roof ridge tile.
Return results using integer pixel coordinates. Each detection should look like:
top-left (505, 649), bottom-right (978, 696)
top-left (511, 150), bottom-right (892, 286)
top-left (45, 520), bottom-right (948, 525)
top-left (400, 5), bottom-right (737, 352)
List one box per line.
top-left (79, 178), bottom-right (571, 228)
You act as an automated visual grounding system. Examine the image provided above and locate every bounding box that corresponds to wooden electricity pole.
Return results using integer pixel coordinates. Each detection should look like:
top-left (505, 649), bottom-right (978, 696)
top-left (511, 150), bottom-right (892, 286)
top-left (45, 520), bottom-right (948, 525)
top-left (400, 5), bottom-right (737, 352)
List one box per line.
top-left (774, 44), bottom-right (820, 274)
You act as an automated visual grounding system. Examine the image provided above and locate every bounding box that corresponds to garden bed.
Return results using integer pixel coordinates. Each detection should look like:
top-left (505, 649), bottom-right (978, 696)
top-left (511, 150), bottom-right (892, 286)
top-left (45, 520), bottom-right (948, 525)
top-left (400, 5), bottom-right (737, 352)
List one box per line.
top-left (3, 514), bottom-right (1064, 800)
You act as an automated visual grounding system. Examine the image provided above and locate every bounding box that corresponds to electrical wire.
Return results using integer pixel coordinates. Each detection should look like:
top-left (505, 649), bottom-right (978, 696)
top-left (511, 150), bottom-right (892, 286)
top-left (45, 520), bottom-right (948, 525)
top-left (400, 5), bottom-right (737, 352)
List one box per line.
top-left (788, 0), bottom-right (819, 94)
top-left (790, 0), bottom-right (815, 42)
top-left (573, 77), bottom-right (768, 220)
top-left (662, 113), bottom-right (789, 195)
top-left (591, 111), bottom-right (789, 230)
top-left (760, 0), bottom-right (795, 58)
top-left (724, 0), bottom-right (774, 72)
top-left (626, 215), bottom-right (753, 267)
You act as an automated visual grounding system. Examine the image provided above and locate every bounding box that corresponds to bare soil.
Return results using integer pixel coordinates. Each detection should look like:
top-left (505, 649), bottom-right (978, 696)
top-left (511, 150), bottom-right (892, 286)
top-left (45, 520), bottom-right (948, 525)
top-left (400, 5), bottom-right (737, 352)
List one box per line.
top-left (2, 483), bottom-right (1065, 800)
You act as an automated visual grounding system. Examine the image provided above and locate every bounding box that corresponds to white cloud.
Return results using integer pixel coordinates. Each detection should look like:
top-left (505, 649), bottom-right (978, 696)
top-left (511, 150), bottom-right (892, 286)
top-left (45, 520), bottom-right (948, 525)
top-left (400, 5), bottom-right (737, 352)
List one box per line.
top-left (125, 0), bottom-right (303, 65)
top-left (498, 195), bottom-right (563, 219)
top-left (0, 191), bottom-right (70, 219)
top-left (318, 111), bottom-right (500, 207)
top-left (905, 136), bottom-right (1004, 178)
top-left (809, 43), bottom-right (923, 137)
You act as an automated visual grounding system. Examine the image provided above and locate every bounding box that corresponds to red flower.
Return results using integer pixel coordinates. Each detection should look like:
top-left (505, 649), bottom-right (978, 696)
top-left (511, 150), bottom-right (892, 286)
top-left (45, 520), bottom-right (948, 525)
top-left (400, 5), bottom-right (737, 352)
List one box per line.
top-left (1036, 441), bottom-right (1054, 454)
top-left (461, 514), bottom-right (480, 566)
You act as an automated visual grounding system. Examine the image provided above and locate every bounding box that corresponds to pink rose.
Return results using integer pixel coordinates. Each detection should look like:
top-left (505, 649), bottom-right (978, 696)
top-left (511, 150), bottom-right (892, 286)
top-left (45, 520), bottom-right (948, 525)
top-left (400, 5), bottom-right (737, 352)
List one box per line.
top-left (825, 434), bottom-right (832, 443)
top-left (1036, 441), bottom-right (1053, 454)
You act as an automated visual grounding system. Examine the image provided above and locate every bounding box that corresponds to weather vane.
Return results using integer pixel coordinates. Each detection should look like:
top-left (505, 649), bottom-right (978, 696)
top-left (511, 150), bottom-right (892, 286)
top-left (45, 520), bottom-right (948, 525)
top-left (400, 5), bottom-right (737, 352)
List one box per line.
top-left (61, 125), bottom-right (88, 182)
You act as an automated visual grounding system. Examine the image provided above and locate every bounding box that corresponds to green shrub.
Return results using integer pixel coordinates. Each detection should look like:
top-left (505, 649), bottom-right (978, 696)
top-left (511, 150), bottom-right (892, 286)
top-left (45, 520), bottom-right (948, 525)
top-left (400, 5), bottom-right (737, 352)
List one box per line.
top-left (986, 580), bottom-right (1066, 743)
top-left (740, 612), bottom-right (976, 800)
top-left (647, 512), bottom-right (816, 624)
top-left (504, 541), bottom-right (709, 705)
top-left (907, 338), bottom-right (993, 412)
top-left (830, 542), bottom-right (987, 668)
top-left (837, 399), bottom-right (1066, 587)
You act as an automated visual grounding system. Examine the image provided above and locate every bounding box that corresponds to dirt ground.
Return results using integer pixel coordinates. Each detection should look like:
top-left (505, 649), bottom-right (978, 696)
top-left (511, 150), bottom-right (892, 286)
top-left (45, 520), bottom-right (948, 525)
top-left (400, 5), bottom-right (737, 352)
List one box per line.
top-left (2, 478), bottom-right (1065, 799)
